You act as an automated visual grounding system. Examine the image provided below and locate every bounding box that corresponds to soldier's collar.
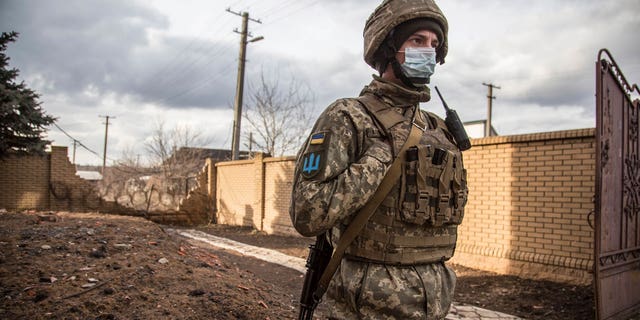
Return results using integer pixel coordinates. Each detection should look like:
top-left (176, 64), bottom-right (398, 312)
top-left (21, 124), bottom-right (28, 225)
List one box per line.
top-left (363, 75), bottom-right (432, 107)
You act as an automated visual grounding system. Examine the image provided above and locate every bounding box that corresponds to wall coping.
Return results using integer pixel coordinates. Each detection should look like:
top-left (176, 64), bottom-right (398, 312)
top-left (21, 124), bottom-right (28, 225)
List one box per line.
top-left (470, 128), bottom-right (595, 146)
top-left (264, 156), bottom-right (296, 163)
top-left (214, 155), bottom-right (297, 167)
top-left (215, 159), bottom-right (255, 167)
top-left (214, 128), bottom-right (599, 166)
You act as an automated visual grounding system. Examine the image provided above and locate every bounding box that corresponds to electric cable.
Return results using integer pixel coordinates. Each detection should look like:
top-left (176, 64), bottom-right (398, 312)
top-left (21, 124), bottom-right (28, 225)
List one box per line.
top-left (52, 122), bottom-right (102, 159)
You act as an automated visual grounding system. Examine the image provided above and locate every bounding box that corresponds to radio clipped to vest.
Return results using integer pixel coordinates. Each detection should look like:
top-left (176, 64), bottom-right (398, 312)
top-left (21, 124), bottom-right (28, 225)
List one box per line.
top-left (434, 86), bottom-right (471, 151)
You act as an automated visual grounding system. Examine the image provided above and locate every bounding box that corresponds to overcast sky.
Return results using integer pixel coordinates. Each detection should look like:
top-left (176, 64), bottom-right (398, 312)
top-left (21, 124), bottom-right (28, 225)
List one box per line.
top-left (1, 0), bottom-right (639, 165)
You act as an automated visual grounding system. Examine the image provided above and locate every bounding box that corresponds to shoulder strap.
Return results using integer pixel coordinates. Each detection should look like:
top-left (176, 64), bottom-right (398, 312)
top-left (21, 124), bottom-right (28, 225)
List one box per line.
top-left (424, 110), bottom-right (458, 146)
top-left (357, 94), bottom-right (406, 130)
top-left (313, 108), bottom-right (425, 301)
top-left (424, 110), bottom-right (446, 130)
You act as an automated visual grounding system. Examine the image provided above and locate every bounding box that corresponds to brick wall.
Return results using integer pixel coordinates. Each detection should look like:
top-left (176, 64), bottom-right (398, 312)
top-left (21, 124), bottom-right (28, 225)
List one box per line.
top-left (1, 129), bottom-right (597, 284)
top-left (1, 146), bottom-right (220, 226)
top-left (0, 146), bottom-right (111, 212)
top-left (214, 129), bottom-right (596, 284)
top-left (214, 154), bottom-right (297, 234)
top-left (0, 152), bottom-right (50, 210)
top-left (48, 146), bottom-right (102, 211)
top-left (262, 157), bottom-right (296, 235)
top-left (171, 159), bottom-right (214, 225)
top-left (450, 128), bottom-right (595, 284)
top-left (215, 159), bottom-right (259, 227)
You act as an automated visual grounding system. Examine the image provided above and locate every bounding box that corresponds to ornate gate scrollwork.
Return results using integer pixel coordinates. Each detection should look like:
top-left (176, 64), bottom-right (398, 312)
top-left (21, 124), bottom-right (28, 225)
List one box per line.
top-left (595, 49), bottom-right (640, 320)
top-left (624, 155), bottom-right (640, 220)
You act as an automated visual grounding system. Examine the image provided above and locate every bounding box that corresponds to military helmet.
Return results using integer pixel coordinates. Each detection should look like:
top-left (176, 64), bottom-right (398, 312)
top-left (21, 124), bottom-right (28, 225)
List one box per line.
top-left (363, 0), bottom-right (449, 69)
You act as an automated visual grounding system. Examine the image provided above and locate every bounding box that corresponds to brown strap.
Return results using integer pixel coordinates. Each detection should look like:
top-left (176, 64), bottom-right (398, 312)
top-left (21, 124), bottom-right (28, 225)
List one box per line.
top-left (357, 94), bottom-right (406, 130)
top-left (314, 108), bottom-right (425, 300)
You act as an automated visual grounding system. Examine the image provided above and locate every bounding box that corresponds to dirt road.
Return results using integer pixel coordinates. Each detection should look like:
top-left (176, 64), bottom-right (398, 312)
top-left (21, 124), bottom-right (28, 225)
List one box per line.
top-left (0, 211), bottom-right (595, 319)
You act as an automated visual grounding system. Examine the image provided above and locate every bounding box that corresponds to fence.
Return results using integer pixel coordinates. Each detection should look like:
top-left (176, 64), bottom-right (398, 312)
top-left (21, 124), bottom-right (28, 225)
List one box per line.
top-left (0, 146), bottom-right (210, 225)
top-left (0, 146), bottom-right (101, 211)
top-left (0, 128), bottom-right (596, 284)
top-left (214, 128), bottom-right (596, 284)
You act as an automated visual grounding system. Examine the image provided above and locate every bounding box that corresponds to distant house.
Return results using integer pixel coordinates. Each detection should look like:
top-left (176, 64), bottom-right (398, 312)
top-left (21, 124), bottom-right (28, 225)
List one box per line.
top-left (463, 120), bottom-right (498, 138)
top-left (76, 170), bottom-right (103, 181)
top-left (165, 147), bottom-right (252, 166)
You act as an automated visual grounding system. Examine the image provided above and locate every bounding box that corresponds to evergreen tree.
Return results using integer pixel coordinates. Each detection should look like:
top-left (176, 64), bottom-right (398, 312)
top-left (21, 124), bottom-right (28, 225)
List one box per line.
top-left (0, 31), bottom-right (56, 157)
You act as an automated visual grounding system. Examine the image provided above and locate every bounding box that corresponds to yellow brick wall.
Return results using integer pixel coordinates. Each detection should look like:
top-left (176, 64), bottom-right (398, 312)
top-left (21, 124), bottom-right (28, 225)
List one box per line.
top-left (263, 157), bottom-right (296, 235)
top-left (0, 153), bottom-right (50, 210)
top-left (214, 129), bottom-right (596, 284)
top-left (0, 146), bottom-right (115, 213)
top-left (48, 146), bottom-right (102, 211)
top-left (450, 128), bottom-right (595, 284)
top-left (215, 160), bottom-right (258, 227)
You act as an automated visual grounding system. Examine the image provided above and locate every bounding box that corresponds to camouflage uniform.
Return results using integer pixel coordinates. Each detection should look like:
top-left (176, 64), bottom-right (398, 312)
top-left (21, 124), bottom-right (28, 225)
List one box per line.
top-left (290, 1), bottom-right (467, 319)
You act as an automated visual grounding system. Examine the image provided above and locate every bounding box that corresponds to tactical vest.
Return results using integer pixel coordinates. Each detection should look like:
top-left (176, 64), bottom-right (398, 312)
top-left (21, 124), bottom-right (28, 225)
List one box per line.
top-left (341, 93), bottom-right (468, 265)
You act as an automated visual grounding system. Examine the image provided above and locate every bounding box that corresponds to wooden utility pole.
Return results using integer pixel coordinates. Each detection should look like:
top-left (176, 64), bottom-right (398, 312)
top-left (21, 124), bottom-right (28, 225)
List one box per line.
top-left (227, 8), bottom-right (263, 160)
top-left (482, 83), bottom-right (501, 137)
top-left (99, 115), bottom-right (114, 174)
top-left (72, 139), bottom-right (77, 164)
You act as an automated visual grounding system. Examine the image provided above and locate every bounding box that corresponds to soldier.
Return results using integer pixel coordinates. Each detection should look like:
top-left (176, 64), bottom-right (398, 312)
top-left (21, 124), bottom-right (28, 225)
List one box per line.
top-left (290, 0), bottom-right (468, 319)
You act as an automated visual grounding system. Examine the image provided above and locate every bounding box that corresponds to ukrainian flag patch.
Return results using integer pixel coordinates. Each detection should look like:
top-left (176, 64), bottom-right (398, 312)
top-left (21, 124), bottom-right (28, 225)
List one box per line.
top-left (310, 133), bottom-right (325, 145)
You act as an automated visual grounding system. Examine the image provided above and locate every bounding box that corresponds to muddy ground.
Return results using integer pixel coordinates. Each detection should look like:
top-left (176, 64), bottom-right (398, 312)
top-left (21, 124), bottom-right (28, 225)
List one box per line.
top-left (0, 211), bottom-right (597, 319)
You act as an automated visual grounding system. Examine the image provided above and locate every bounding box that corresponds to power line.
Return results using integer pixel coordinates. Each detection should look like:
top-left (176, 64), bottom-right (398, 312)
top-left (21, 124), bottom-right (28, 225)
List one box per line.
top-left (259, 0), bottom-right (321, 25)
top-left (143, 63), bottom-right (236, 107)
top-left (140, 20), bottom-right (223, 85)
top-left (143, 33), bottom-right (237, 97)
top-left (259, 0), bottom-right (298, 17)
top-left (139, 20), bottom-right (237, 96)
top-left (51, 122), bottom-right (102, 158)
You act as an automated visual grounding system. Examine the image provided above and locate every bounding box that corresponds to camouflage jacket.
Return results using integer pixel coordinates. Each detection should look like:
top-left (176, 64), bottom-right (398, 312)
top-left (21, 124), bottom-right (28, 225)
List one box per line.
top-left (290, 76), bottom-right (425, 233)
top-left (290, 76), bottom-right (465, 240)
top-left (290, 76), bottom-right (464, 318)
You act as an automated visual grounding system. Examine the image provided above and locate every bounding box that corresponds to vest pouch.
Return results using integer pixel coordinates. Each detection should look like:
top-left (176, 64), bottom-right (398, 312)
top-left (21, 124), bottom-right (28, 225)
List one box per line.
top-left (435, 150), bottom-right (456, 226)
top-left (400, 145), bottom-right (439, 225)
top-left (449, 167), bottom-right (468, 225)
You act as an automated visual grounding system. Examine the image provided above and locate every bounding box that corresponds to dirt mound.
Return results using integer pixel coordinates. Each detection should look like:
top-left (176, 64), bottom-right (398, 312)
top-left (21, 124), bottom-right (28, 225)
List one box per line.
top-left (0, 211), bottom-right (297, 319)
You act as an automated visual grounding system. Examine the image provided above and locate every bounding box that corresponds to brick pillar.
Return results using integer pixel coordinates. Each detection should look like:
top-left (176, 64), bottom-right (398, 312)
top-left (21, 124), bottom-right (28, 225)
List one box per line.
top-left (253, 153), bottom-right (265, 231)
top-left (49, 146), bottom-right (69, 210)
top-left (206, 158), bottom-right (218, 223)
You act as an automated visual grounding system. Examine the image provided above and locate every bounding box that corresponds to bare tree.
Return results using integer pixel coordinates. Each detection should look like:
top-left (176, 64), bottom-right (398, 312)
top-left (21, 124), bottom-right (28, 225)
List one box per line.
top-left (145, 121), bottom-right (211, 178)
top-left (243, 71), bottom-right (315, 157)
top-left (95, 122), bottom-right (213, 214)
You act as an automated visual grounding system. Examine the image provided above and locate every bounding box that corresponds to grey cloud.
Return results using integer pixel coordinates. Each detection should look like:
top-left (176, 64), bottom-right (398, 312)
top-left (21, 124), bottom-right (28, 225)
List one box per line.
top-left (124, 35), bottom-right (238, 108)
top-left (440, 0), bottom-right (640, 128)
top-left (0, 0), bottom-right (237, 110)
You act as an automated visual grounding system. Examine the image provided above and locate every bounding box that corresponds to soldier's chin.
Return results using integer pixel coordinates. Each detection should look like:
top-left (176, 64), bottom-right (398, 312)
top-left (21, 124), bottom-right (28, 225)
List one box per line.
top-left (408, 77), bottom-right (430, 87)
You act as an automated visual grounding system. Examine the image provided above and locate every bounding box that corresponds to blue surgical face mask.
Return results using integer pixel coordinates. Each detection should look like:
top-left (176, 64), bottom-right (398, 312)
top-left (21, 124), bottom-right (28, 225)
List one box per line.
top-left (399, 47), bottom-right (437, 86)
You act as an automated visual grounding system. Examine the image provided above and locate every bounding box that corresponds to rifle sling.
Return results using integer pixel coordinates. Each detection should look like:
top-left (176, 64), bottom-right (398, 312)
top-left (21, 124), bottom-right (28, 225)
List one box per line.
top-left (313, 108), bottom-right (425, 301)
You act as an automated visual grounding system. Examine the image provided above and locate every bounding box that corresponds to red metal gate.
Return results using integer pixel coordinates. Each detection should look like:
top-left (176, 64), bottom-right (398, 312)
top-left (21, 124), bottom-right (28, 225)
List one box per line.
top-left (595, 49), bottom-right (640, 320)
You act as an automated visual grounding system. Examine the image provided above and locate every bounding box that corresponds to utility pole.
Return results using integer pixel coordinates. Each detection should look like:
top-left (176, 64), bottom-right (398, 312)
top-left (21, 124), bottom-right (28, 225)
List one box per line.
top-left (249, 131), bottom-right (253, 156)
top-left (72, 139), bottom-right (77, 164)
top-left (482, 83), bottom-right (501, 137)
top-left (227, 8), bottom-right (263, 160)
top-left (99, 115), bottom-right (114, 174)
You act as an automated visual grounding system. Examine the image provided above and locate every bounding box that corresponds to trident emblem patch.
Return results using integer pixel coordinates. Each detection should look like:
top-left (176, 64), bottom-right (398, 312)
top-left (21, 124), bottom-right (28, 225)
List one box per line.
top-left (301, 152), bottom-right (322, 178)
top-left (303, 153), bottom-right (321, 174)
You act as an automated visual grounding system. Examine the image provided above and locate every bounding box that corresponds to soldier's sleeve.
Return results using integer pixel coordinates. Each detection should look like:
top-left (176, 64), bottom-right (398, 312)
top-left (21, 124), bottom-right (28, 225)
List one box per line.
top-left (289, 99), bottom-right (392, 237)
